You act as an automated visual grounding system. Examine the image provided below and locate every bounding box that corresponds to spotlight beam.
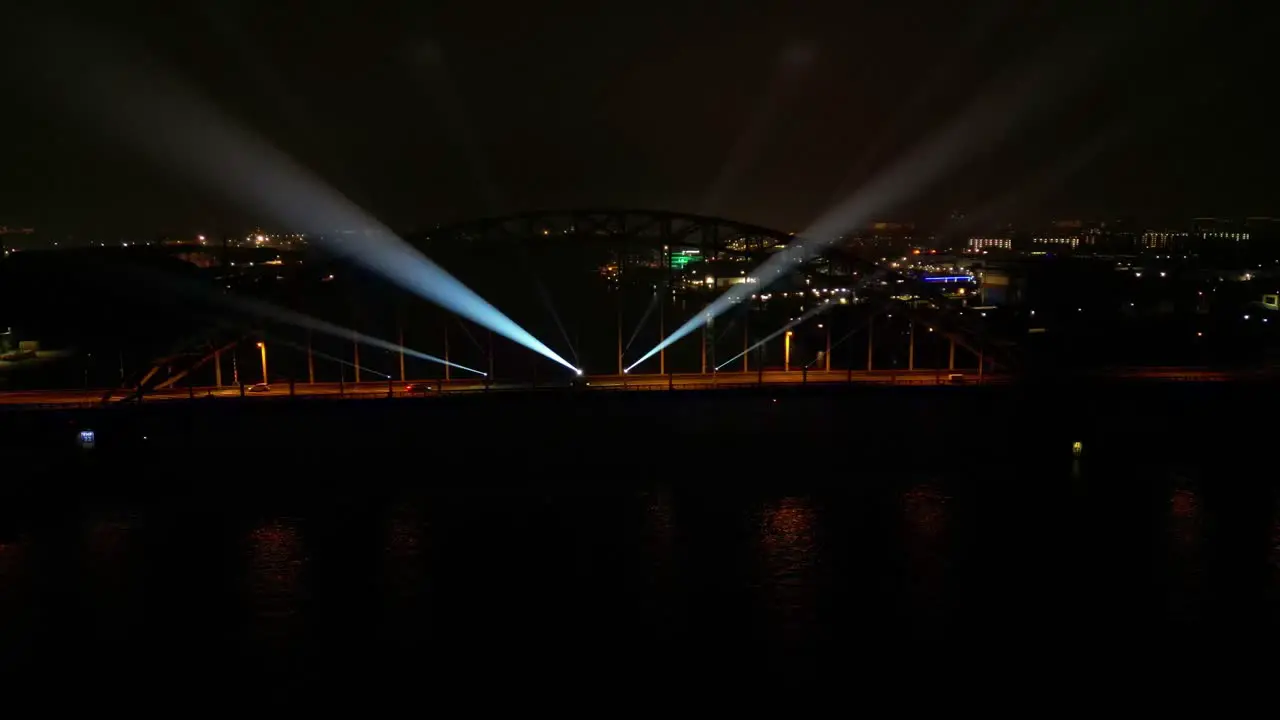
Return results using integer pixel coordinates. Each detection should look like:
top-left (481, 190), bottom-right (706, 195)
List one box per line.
top-left (715, 300), bottom-right (837, 372)
top-left (629, 30), bottom-right (1101, 373)
top-left (100, 249), bottom-right (486, 378)
top-left (32, 21), bottom-right (576, 375)
top-left (270, 338), bottom-right (392, 379)
top-left (221, 295), bottom-right (485, 376)
top-left (814, 296), bottom-right (894, 359)
top-left (624, 291), bottom-right (659, 354)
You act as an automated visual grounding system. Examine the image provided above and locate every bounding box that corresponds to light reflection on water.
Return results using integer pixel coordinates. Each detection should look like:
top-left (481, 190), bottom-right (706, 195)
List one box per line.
top-left (245, 518), bottom-right (308, 652)
top-left (85, 511), bottom-right (141, 638)
top-left (1167, 480), bottom-right (1204, 621)
top-left (641, 489), bottom-right (675, 580)
top-left (756, 496), bottom-right (819, 646)
top-left (0, 538), bottom-right (31, 667)
top-left (383, 500), bottom-right (426, 600)
top-left (86, 514), bottom-right (137, 586)
top-left (1270, 494), bottom-right (1280, 605)
top-left (381, 498), bottom-right (428, 648)
top-left (0, 468), bottom-right (1277, 683)
top-left (902, 483), bottom-right (951, 617)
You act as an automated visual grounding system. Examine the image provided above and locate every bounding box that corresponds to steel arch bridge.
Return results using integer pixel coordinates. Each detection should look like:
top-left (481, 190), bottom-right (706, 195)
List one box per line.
top-left (413, 209), bottom-right (1021, 370)
top-left (112, 209), bottom-right (1017, 403)
top-left (415, 209), bottom-right (797, 261)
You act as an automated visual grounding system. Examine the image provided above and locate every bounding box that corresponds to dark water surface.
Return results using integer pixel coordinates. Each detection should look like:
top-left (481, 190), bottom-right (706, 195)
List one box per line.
top-left (2, 456), bottom-right (1278, 697)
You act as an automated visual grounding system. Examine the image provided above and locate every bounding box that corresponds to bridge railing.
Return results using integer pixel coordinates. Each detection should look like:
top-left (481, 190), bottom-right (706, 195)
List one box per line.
top-left (0, 368), bottom-right (1262, 410)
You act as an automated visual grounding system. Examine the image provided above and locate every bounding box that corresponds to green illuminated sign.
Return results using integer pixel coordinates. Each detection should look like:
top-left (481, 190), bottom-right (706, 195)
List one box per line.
top-left (670, 251), bottom-right (702, 269)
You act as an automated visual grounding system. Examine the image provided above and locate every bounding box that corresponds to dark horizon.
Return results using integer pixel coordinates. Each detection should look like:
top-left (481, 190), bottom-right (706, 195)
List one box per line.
top-left (2, 1), bottom-right (1276, 238)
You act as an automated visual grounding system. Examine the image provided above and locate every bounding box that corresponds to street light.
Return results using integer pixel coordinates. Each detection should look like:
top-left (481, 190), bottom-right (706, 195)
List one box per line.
top-left (784, 330), bottom-right (794, 372)
top-left (256, 342), bottom-right (268, 384)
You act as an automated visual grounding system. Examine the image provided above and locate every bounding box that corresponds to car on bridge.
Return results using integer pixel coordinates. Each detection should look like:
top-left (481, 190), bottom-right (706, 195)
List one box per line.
top-left (249, 383), bottom-right (270, 393)
top-left (403, 383), bottom-right (435, 395)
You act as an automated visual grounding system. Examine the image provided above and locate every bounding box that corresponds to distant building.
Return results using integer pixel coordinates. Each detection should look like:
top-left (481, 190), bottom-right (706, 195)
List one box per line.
top-left (1031, 235), bottom-right (1080, 250)
top-left (1245, 217), bottom-right (1280, 237)
top-left (856, 221), bottom-right (917, 256)
top-left (968, 236), bottom-right (1011, 251)
top-left (1191, 217), bottom-right (1249, 244)
top-left (1141, 230), bottom-right (1189, 251)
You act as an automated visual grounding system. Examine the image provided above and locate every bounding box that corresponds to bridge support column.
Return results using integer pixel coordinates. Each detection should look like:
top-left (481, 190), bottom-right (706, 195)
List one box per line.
top-left (978, 348), bottom-right (985, 384)
top-left (708, 317), bottom-right (714, 373)
top-left (743, 317), bottom-right (749, 373)
top-left (701, 323), bottom-right (707, 374)
top-left (658, 297), bottom-right (665, 375)
top-left (824, 323), bottom-right (831, 372)
top-left (214, 349), bottom-right (223, 387)
top-left (398, 323), bottom-right (406, 382)
top-left (948, 339), bottom-right (956, 371)
top-left (908, 321), bottom-right (915, 371)
top-left (444, 323), bottom-right (451, 382)
top-left (307, 333), bottom-right (315, 384)
top-left (353, 341), bottom-right (361, 384)
top-left (866, 316), bottom-right (874, 372)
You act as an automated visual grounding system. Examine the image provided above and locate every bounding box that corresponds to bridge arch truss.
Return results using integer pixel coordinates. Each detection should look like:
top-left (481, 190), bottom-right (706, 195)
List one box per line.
top-left (414, 209), bottom-right (1018, 370)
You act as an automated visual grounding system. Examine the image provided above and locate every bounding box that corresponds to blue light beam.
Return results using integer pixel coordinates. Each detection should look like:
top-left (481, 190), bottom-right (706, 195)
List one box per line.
top-left (628, 31), bottom-right (1101, 373)
top-left (270, 338), bottom-right (390, 380)
top-left (32, 22), bottom-right (576, 375)
top-left (224, 295), bottom-right (486, 376)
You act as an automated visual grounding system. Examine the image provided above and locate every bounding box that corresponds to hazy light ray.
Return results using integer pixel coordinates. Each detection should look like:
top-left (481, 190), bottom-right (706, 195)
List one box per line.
top-left (30, 21), bottom-right (575, 374)
top-left (822, 4), bottom-right (1017, 207)
top-left (271, 338), bottom-right (391, 379)
top-left (820, 296), bottom-right (893, 357)
top-left (624, 291), bottom-right (659, 354)
top-left (454, 316), bottom-right (486, 353)
top-left (628, 29), bottom-right (1105, 374)
top-left (96, 248), bottom-right (483, 377)
top-left (715, 300), bottom-right (837, 371)
top-left (220, 294), bottom-right (485, 376)
top-left (531, 272), bottom-right (579, 367)
top-left (700, 44), bottom-right (816, 215)
top-left (408, 40), bottom-right (504, 211)
top-left (962, 115), bottom-right (1138, 231)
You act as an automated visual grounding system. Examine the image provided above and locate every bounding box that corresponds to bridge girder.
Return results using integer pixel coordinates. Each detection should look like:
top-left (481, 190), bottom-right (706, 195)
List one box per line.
top-left (415, 209), bottom-right (800, 262)
top-left (106, 331), bottom-right (249, 404)
top-left (413, 208), bottom-right (1021, 370)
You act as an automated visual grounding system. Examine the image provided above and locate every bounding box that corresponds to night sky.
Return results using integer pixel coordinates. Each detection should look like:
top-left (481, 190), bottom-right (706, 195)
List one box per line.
top-left (2, 1), bottom-right (1275, 238)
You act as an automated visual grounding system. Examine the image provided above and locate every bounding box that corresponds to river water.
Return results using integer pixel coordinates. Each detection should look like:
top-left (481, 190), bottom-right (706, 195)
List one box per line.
top-left (2, 457), bottom-right (1278, 698)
